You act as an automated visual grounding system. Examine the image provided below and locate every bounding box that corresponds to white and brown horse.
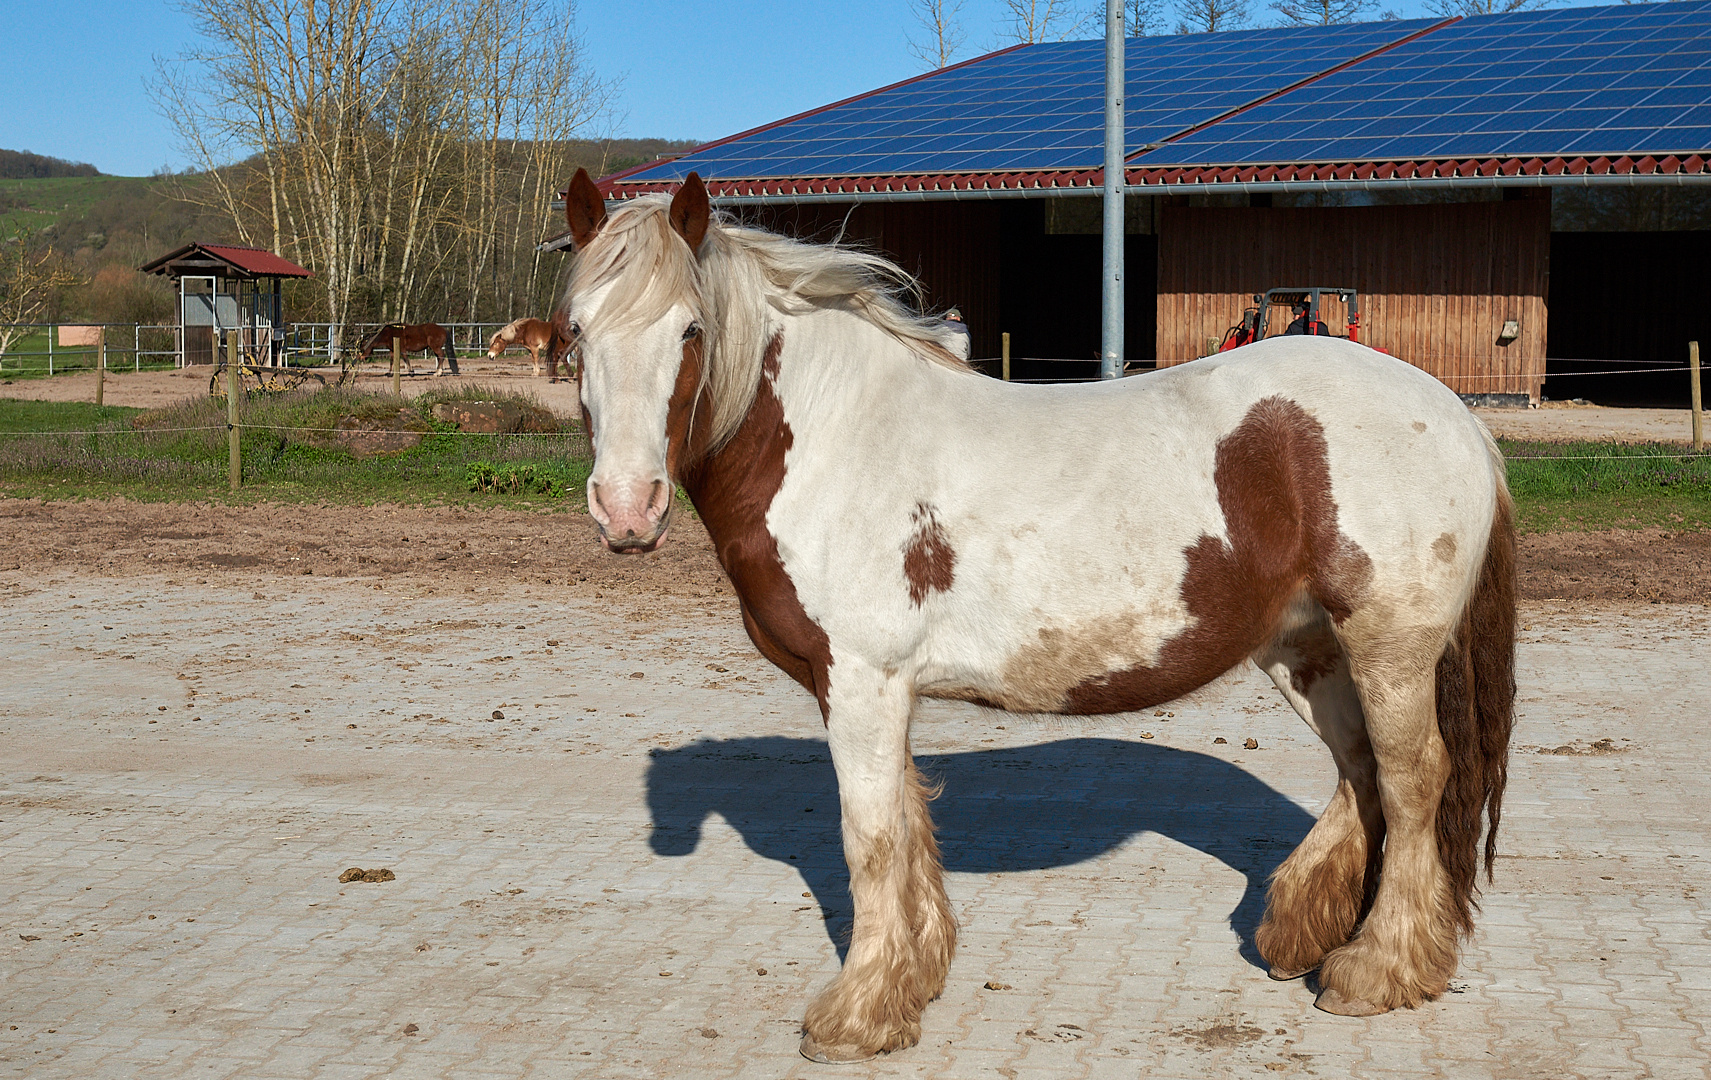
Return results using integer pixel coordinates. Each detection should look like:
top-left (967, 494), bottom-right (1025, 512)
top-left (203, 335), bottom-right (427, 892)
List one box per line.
top-left (558, 168), bottom-right (1515, 1062)
top-left (487, 317), bottom-right (572, 381)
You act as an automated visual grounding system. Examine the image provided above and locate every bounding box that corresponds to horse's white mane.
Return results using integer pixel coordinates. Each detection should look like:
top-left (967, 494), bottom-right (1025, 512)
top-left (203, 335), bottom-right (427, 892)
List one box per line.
top-left (565, 193), bottom-right (971, 452)
top-left (492, 316), bottom-right (534, 343)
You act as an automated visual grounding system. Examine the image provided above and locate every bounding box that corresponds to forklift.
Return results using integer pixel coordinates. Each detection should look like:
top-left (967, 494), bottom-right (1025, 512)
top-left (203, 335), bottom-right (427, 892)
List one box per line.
top-left (1216, 287), bottom-right (1369, 352)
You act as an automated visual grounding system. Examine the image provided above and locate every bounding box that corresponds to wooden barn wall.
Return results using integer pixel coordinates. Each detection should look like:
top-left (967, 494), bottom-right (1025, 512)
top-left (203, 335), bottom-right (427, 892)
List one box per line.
top-left (735, 201), bottom-right (1003, 359)
top-left (1157, 201), bottom-right (1549, 398)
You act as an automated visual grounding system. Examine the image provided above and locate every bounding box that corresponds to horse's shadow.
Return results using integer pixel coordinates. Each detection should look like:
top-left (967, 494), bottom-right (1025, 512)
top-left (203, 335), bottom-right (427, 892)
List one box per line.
top-left (644, 736), bottom-right (1317, 969)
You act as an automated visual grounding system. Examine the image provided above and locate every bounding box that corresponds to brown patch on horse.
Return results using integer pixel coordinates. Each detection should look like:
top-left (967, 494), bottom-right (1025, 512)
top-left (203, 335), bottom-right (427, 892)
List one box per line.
top-left (665, 335), bottom-right (711, 476)
top-left (1050, 396), bottom-right (1372, 714)
top-left (565, 167), bottom-right (607, 249)
top-left (1432, 532), bottom-right (1457, 563)
top-left (902, 503), bottom-right (955, 606)
top-left (680, 331), bottom-right (834, 717)
top-left (1287, 632), bottom-right (1345, 696)
top-left (1434, 489), bottom-right (1517, 936)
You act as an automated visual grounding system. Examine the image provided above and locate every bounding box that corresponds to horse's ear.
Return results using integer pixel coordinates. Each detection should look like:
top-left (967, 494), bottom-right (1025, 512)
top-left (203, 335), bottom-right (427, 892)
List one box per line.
top-left (669, 172), bottom-right (709, 254)
top-left (565, 167), bottom-right (607, 249)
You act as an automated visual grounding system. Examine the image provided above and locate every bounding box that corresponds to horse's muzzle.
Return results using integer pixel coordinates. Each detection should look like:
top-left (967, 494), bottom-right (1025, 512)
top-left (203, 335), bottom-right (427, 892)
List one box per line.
top-left (600, 518), bottom-right (670, 554)
top-left (590, 477), bottom-right (673, 554)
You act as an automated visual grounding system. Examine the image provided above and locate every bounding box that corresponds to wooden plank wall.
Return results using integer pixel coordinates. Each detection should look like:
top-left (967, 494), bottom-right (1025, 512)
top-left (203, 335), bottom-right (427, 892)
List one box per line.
top-left (1157, 201), bottom-right (1549, 399)
top-left (737, 201), bottom-right (1003, 360)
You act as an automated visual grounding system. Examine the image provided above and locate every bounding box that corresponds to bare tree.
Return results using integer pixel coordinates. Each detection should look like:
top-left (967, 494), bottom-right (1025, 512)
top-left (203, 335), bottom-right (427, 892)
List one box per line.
top-left (1425, 0), bottom-right (1547, 15)
top-left (998, 0), bottom-right (1097, 44)
top-left (1272, 0), bottom-right (1375, 25)
top-left (153, 0), bottom-right (613, 332)
top-left (0, 241), bottom-right (81, 361)
top-left (1175, 0), bottom-right (1252, 33)
top-left (1128, 0), bottom-right (1168, 35)
top-left (908, 0), bottom-right (968, 68)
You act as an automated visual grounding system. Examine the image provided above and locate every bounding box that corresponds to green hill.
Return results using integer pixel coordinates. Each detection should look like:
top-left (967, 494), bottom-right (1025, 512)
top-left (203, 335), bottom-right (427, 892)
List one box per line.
top-left (0, 175), bottom-right (157, 242)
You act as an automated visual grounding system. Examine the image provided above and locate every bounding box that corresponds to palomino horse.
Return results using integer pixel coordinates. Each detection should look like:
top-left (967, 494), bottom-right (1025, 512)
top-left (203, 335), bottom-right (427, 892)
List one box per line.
top-left (358, 322), bottom-right (458, 376)
top-left (487, 317), bottom-right (572, 381)
top-left (558, 168), bottom-right (1515, 1062)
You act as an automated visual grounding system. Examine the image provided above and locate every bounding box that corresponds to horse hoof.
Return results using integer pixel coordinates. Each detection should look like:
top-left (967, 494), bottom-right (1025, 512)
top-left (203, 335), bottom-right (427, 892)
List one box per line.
top-left (1269, 965), bottom-right (1314, 981)
top-left (1315, 987), bottom-right (1388, 1016)
top-left (799, 1035), bottom-right (878, 1064)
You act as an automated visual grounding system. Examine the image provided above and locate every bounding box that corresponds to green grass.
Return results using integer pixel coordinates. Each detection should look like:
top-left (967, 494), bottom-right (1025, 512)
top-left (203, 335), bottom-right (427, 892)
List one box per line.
top-left (0, 398), bottom-right (142, 433)
top-left (0, 175), bottom-right (151, 238)
top-left (1501, 440), bottom-right (1711, 532)
top-left (0, 388), bottom-right (591, 511)
top-left (3, 400), bottom-right (1704, 531)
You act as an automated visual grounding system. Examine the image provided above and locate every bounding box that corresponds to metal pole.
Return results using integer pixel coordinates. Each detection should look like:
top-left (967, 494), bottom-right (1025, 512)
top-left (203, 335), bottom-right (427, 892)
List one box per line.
top-left (227, 332), bottom-right (242, 490)
top-left (1100, 0), bottom-right (1125, 381)
top-left (1691, 341), bottom-right (1702, 453)
top-left (95, 333), bottom-right (105, 406)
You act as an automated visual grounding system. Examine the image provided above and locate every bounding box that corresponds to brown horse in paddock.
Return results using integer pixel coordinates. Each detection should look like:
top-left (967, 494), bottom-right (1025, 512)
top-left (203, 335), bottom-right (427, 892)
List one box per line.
top-left (487, 317), bottom-right (573, 381)
top-left (561, 168), bottom-right (1516, 1063)
top-left (358, 323), bottom-right (458, 376)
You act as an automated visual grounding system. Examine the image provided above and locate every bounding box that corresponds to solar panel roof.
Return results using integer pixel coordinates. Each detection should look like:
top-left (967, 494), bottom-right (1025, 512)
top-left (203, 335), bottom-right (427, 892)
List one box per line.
top-left (1141, 1), bottom-right (1711, 166)
top-left (617, 19), bottom-right (1442, 183)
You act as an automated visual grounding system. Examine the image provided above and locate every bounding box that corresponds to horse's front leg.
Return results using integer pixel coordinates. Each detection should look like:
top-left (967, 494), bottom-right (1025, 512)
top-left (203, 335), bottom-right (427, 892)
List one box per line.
top-left (801, 661), bottom-right (954, 1063)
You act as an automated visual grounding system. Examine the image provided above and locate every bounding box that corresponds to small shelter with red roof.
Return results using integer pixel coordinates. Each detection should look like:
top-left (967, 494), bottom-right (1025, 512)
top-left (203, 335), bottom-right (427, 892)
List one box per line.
top-left (139, 242), bottom-right (313, 367)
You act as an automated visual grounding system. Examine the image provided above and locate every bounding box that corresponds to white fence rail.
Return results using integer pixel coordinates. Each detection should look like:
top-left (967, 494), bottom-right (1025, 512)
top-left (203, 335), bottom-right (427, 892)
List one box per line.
top-left (0, 324), bottom-right (182, 376)
top-left (0, 322), bottom-right (534, 376)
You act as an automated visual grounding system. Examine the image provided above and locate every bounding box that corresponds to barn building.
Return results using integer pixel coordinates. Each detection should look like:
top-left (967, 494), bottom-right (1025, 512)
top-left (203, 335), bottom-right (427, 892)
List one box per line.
top-left (138, 242), bottom-right (314, 368)
top-left (580, 1), bottom-right (1711, 406)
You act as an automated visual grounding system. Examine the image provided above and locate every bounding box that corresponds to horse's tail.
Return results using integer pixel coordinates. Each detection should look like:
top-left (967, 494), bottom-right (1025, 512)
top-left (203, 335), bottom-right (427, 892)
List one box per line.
top-left (1434, 427), bottom-right (1516, 938)
top-left (443, 324), bottom-right (459, 374)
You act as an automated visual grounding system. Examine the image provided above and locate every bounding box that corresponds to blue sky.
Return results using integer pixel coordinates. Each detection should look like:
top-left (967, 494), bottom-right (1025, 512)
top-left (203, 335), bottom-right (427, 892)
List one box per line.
top-left (1, 0), bottom-right (1619, 177)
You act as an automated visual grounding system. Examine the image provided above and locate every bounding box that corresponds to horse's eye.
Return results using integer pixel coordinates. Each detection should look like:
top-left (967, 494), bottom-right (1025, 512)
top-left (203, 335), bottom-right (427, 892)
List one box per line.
top-left (682, 322), bottom-right (701, 341)
top-left (568, 321), bottom-right (582, 339)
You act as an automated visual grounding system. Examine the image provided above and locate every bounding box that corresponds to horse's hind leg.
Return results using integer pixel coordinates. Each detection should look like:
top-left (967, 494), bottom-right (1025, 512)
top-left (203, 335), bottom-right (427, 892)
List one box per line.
top-left (1252, 606), bottom-right (1383, 981)
top-left (801, 660), bottom-right (954, 1063)
top-left (1314, 623), bottom-right (1459, 1015)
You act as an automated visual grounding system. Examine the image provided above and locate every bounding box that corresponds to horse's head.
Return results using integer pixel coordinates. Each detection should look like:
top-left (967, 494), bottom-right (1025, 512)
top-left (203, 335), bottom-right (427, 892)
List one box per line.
top-left (561, 168), bottom-right (711, 555)
top-left (485, 329), bottom-right (506, 359)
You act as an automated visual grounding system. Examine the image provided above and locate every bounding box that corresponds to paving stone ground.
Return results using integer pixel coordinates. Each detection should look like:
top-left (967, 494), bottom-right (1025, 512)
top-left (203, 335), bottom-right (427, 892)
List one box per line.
top-left (1, 571), bottom-right (1706, 1079)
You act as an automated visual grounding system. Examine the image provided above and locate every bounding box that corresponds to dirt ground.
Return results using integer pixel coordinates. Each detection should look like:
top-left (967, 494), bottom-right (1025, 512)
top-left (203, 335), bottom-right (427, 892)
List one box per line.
top-left (0, 366), bottom-right (1698, 444)
top-left (2, 497), bottom-right (1707, 606)
top-left (1472, 402), bottom-right (1699, 445)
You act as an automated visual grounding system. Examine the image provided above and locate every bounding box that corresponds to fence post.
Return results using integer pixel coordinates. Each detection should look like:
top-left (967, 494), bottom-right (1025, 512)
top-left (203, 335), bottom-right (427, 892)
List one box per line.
top-left (392, 335), bottom-right (402, 395)
top-left (228, 332), bottom-right (242, 490)
top-left (1692, 340), bottom-right (1703, 453)
top-left (48, 327), bottom-right (54, 376)
top-left (1002, 332), bottom-right (1011, 382)
top-left (96, 333), bottom-right (105, 407)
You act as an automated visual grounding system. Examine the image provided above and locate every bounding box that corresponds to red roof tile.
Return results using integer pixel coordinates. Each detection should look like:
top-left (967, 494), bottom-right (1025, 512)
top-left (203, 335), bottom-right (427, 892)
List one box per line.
top-left (138, 242), bottom-right (313, 278)
top-left (597, 152), bottom-right (1707, 203)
